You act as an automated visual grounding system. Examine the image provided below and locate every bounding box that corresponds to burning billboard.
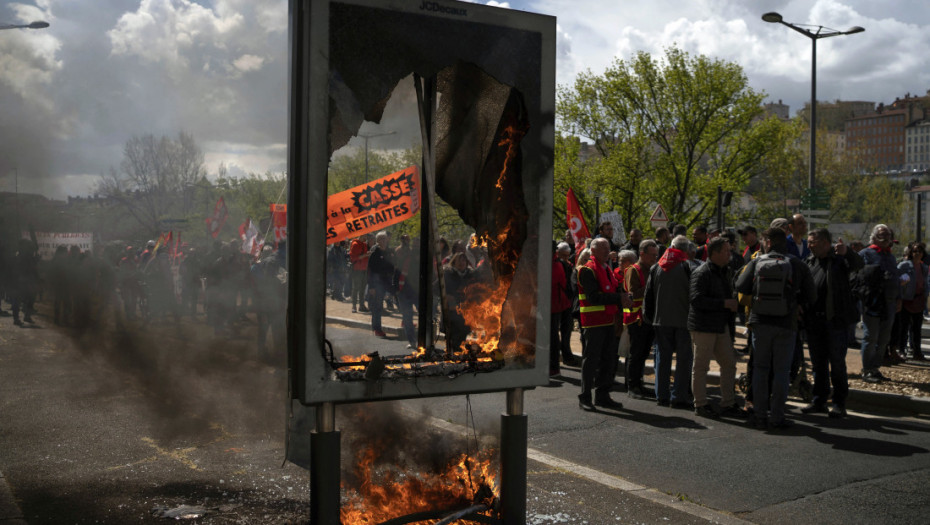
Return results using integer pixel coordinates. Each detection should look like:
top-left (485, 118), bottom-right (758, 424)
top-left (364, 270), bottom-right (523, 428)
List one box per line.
top-left (288, 0), bottom-right (554, 403)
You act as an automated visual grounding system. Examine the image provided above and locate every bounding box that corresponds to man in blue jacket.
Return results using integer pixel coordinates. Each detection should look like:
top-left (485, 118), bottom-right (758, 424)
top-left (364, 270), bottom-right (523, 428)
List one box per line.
top-left (858, 224), bottom-right (902, 383)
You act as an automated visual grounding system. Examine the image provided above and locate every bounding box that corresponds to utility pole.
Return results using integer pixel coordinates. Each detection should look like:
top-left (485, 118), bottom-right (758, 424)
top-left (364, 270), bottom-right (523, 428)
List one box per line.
top-left (359, 131), bottom-right (396, 180)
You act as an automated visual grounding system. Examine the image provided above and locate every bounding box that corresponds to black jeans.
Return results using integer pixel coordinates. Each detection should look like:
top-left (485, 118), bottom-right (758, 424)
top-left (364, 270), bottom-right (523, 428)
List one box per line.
top-left (897, 310), bottom-right (924, 356)
top-left (807, 318), bottom-right (849, 408)
top-left (581, 325), bottom-right (618, 401)
top-left (558, 309), bottom-right (575, 361)
top-left (626, 322), bottom-right (654, 389)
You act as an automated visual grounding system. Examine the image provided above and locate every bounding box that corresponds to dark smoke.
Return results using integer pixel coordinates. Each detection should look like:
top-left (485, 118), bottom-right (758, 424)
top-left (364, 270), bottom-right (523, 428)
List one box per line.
top-left (64, 307), bottom-right (286, 442)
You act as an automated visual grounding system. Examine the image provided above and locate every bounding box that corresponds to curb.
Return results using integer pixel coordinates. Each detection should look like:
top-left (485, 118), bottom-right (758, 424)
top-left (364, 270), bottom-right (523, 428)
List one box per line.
top-left (0, 470), bottom-right (27, 524)
top-left (846, 388), bottom-right (930, 415)
top-left (326, 316), bottom-right (404, 339)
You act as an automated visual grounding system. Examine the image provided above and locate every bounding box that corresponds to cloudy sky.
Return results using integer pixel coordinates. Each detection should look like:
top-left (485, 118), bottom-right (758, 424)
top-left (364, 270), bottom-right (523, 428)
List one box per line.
top-left (1, 0), bottom-right (928, 199)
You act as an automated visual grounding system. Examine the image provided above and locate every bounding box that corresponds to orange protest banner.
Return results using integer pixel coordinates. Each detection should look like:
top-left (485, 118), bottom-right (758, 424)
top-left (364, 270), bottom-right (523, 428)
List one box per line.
top-left (325, 165), bottom-right (420, 245)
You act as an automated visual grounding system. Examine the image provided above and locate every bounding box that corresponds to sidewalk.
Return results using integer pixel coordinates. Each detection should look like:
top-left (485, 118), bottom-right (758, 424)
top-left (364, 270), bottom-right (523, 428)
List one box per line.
top-left (323, 296), bottom-right (930, 414)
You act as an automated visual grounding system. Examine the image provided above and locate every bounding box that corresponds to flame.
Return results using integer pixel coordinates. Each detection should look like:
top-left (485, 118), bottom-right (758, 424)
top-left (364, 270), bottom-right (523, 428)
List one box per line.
top-left (341, 447), bottom-right (498, 524)
top-left (452, 124), bottom-right (527, 362)
top-left (335, 124), bottom-right (532, 369)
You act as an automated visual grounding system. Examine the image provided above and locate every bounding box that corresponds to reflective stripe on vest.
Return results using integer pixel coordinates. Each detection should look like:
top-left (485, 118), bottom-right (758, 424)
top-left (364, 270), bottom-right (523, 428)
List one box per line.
top-left (623, 263), bottom-right (645, 326)
top-left (578, 260), bottom-right (619, 328)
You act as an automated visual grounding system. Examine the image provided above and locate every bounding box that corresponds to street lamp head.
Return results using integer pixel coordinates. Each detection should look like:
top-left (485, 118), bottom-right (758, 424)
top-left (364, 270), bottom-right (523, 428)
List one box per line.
top-left (845, 26), bottom-right (865, 34)
top-left (762, 12), bottom-right (783, 23)
top-left (28, 21), bottom-right (50, 29)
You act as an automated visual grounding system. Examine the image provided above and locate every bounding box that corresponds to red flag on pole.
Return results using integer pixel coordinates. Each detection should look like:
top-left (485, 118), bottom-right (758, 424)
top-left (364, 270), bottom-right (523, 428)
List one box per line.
top-left (566, 188), bottom-right (591, 254)
top-left (270, 203), bottom-right (287, 247)
top-left (205, 197), bottom-right (228, 238)
top-left (154, 231), bottom-right (172, 253)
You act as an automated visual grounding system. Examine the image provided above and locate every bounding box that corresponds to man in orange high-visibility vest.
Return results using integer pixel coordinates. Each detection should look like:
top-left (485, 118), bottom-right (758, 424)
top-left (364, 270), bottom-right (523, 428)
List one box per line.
top-left (577, 238), bottom-right (633, 411)
top-left (624, 239), bottom-right (659, 400)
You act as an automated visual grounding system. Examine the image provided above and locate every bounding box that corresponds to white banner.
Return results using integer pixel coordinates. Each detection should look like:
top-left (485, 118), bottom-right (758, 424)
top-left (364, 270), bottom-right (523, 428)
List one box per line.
top-left (26, 232), bottom-right (93, 260)
top-left (599, 210), bottom-right (627, 245)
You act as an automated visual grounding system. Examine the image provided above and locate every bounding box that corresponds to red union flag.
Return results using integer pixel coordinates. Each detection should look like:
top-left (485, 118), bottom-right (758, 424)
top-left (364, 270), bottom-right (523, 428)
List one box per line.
top-left (205, 197), bottom-right (228, 238)
top-left (270, 203), bottom-right (287, 246)
top-left (566, 188), bottom-right (590, 254)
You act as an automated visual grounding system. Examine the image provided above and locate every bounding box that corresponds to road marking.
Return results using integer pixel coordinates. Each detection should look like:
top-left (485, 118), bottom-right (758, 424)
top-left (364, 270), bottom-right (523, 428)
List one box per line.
top-left (424, 413), bottom-right (753, 525)
top-left (141, 437), bottom-right (200, 470)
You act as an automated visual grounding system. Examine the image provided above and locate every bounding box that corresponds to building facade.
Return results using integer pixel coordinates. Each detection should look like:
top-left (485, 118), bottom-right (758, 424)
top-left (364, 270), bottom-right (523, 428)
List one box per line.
top-left (906, 120), bottom-right (930, 172)
top-left (845, 107), bottom-right (908, 172)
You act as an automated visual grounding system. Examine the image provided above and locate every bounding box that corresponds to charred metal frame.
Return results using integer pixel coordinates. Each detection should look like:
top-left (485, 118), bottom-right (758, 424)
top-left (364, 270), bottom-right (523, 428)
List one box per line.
top-left (288, 0), bottom-right (553, 523)
top-left (289, 0), bottom-right (555, 404)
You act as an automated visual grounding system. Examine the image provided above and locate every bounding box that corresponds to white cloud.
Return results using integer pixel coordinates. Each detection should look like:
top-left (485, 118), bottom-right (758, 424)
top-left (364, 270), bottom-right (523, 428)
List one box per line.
top-left (3, 0), bottom-right (930, 199)
top-left (233, 54), bottom-right (264, 73)
top-left (524, 0), bottom-right (930, 113)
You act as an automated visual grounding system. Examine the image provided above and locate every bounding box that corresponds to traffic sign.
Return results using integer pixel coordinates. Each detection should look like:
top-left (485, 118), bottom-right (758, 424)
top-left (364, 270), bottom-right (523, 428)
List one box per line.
top-left (650, 204), bottom-right (668, 228)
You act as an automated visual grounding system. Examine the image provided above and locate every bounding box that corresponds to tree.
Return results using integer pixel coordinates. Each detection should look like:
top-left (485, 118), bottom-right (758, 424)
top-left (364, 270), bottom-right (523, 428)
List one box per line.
top-left (557, 46), bottom-right (794, 230)
top-left (214, 169), bottom-right (288, 245)
top-left (98, 131), bottom-right (207, 234)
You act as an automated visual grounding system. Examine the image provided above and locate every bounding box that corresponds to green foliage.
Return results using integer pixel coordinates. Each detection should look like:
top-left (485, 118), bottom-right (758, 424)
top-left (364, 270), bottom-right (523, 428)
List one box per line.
top-left (557, 46), bottom-right (794, 232)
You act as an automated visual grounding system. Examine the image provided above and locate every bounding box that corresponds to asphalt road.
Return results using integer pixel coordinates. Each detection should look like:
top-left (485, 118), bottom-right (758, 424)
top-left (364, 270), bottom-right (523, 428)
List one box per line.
top-left (2, 312), bottom-right (930, 524)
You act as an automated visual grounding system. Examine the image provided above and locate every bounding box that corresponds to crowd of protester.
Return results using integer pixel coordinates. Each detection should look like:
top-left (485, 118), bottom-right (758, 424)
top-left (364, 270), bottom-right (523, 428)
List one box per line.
top-left (3, 213), bottom-right (927, 430)
top-left (0, 238), bottom-right (287, 361)
top-left (326, 231), bottom-right (492, 351)
top-left (556, 216), bottom-right (928, 429)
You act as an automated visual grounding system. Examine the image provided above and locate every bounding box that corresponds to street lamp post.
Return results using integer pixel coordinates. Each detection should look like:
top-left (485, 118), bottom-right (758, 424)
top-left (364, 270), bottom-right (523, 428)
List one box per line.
top-left (359, 131), bottom-right (396, 180)
top-left (0, 20), bottom-right (49, 30)
top-left (762, 12), bottom-right (864, 192)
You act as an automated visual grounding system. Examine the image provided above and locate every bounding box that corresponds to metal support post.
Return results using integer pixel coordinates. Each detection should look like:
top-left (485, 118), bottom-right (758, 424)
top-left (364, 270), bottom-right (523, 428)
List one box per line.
top-left (310, 402), bottom-right (341, 524)
top-left (918, 193), bottom-right (923, 243)
top-left (500, 388), bottom-right (527, 525)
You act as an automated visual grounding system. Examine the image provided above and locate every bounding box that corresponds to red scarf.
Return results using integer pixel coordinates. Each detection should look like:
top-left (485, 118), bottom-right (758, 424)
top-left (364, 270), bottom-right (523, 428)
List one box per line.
top-left (868, 243), bottom-right (891, 254)
top-left (658, 247), bottom-right (688, 272)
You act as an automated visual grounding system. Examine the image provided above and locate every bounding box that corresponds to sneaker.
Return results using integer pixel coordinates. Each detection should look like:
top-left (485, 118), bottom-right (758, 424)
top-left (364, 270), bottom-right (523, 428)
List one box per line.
top-left (628, 386), bottom-right (646, 400)
top-left (13, 318), bottom-right (23, 327)
top-left (913, 354), bottom-right (927, 362)
top-left (694, 404), bottom-right (718, 418)
top-left (359, 306), bottom-right (370, 313)
top-left (750, 417), bottom-right (768, 430)
top-left (23, 316), bottom-right (34, 324)
top-left (352, 307), bottom-right (357, 313)
top-left (800, 403), bottom-right (829, 414)
top-left (861, 370), bottom-right (881, 384)
top-left (578, 395), bottom-right (596, 412)
top-left (657, 399), bottom-right (671, 407)
top-left (829, 406), bottom-right (847, 419)
top-left (719, 404), bottom-right (747, 419)
top-left (562, 355), bottom-right (580, 367)
top-left (373, 330), bottom-right (387, 338)
top-left (595, 396), bottom-right (624, 410)
top-left (671, 401), bottom-right (694, 410)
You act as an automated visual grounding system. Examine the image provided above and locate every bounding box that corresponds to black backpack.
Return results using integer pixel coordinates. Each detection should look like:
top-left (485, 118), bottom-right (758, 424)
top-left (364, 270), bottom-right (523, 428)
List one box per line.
top-left (752, 253), bottom-right (793, 316)
top-left (851, 264), bottom-right (887, 318)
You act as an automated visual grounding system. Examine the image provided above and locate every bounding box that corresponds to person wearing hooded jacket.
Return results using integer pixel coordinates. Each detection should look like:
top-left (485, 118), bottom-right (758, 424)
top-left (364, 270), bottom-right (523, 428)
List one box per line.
top-left (643, 234), bottom-right (694, 409)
